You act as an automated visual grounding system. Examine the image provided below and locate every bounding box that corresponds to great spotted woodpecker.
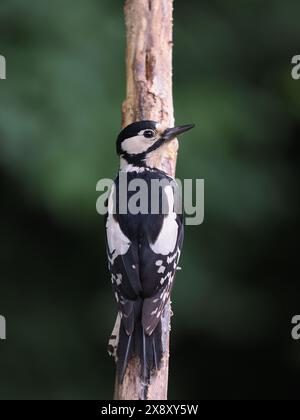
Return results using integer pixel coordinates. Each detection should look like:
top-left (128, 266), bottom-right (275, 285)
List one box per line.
top-left (105, 120), bottom-right (194, 382)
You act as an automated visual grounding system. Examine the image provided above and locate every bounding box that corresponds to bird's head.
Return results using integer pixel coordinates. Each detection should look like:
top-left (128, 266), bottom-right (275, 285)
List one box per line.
top-left (116, 120), bottom-right (194, 169)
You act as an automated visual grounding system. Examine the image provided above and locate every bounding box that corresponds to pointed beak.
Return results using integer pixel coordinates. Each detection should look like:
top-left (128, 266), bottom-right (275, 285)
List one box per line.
top-left (162, 124), bottom-right (195, 141)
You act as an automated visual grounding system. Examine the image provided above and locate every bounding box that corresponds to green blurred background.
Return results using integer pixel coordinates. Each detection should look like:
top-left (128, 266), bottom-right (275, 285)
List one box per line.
top-left (0, 0), bottom-right (299, 400)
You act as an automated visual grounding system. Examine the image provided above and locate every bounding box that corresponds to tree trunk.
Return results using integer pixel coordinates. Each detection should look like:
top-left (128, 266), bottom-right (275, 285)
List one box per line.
top-left (114, 0), bottom-right (176, 400)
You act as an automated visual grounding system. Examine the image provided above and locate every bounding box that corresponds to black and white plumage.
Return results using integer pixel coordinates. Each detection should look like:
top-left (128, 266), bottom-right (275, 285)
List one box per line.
top-left (105, 120), bottom-right (194, 382)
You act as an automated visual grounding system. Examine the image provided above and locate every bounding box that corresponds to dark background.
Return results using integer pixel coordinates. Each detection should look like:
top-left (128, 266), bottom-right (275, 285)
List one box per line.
top-left (0, 0), bottom-right (299, 400)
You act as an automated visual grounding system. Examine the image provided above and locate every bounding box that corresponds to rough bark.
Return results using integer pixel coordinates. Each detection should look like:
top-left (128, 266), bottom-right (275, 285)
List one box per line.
top-left (122, 0), bottom-right (177, 177)
top-left (114, 0), bottom-right (176, 400)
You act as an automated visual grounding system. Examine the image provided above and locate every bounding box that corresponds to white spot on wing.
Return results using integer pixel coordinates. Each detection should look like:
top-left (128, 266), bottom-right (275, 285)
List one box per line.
top-left (108, 312), bottom-right (121, 359)
top-left (160, 271), bottom-right (173, 286)
top-left (116, 274), bottom-right (122, 286)
top-left (167, 249), bottom-right (179, 264)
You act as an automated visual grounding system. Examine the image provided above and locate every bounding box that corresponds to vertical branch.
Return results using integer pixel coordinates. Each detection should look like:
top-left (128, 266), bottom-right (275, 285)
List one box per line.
top-left (114, 0), bottom-right (176, 400)
top-left (122, 0), bottom-right (177, 177)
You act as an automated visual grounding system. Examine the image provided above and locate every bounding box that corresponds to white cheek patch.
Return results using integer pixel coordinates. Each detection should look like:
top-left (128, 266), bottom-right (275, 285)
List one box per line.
top-left (122, 135), bottom-right (150, 155)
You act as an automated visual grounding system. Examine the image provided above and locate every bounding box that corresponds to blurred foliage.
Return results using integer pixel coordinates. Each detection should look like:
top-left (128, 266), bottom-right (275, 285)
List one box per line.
top-left (0, 0), bottom-right (299, 400)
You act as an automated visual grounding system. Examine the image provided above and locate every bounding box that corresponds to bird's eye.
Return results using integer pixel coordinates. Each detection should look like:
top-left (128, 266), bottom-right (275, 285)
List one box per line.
top-left (143, 130), bottom-right (155, 139)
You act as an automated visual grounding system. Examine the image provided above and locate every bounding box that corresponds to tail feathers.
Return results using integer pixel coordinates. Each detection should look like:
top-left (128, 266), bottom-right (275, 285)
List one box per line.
top-left (114, 317), bottom-right (163, 383)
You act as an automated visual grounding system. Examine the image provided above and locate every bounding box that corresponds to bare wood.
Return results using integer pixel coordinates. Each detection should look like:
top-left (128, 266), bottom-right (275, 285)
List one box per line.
top-left (122, 0), bottom-right (177, 177)
top-left (114, 0), bottom-right (176, 400)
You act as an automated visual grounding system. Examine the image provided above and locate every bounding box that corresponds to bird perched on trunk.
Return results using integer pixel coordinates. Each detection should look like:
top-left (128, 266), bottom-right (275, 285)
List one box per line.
top-left (105, 120), bottom-right (194, 382)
